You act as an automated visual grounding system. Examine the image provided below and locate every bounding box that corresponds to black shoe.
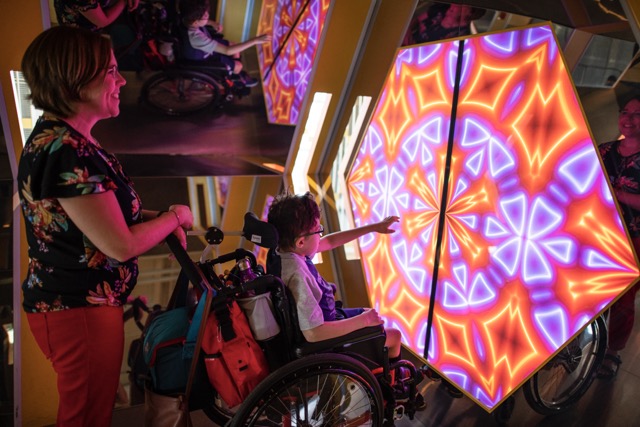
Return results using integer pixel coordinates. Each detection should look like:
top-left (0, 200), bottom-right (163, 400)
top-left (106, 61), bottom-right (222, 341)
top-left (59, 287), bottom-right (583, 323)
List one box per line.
top-left (442, 380), bottom-right (463, 398)
top-left (242, 75), bottom-right (259, 87)
top-left (238, 71), bottom-right (259, 87)
top-left (414, 393), bottom-right (427, 411)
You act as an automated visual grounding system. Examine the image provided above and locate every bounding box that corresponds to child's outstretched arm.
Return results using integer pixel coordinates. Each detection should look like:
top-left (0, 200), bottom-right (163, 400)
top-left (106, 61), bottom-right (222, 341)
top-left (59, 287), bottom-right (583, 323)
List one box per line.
top-left (317, 216), bottom-right (399, 252)
top-left (213, 34), bottom-right (271, 56)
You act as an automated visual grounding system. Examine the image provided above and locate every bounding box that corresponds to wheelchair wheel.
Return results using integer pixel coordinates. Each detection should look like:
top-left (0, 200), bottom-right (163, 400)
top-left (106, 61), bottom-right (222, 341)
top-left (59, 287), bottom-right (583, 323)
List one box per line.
top-left (228, 353), bottom-right (385, 426)
top-left (522, 314), bottom-right (607, 415)
top-left (141, 70), bottom-right (221, 116)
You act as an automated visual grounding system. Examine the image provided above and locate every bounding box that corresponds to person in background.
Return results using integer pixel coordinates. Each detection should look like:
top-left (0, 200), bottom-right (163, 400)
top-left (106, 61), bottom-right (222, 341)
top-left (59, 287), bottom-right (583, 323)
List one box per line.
top-left (179, 0), bottom-right (270, 87)
top-left (598, 95), bottom-right (640, 380)
top-left (18, 26), bottom-right (193, 426)
top-left (55, 0), bottom-right (140, 32)
top-left (403, 2), bottom-right (484, 46)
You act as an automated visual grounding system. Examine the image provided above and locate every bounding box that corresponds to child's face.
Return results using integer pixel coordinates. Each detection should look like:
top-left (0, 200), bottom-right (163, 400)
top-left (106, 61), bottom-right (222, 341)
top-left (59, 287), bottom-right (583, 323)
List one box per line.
top-left (195, 10), bottom-right (209, 26)
top-left (295, 218), bottom-right (323, 257)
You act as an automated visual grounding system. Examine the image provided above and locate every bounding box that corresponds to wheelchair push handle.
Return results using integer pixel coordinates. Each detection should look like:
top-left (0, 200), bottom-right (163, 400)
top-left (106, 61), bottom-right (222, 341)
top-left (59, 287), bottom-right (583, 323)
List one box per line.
top-left (237, 274), bottom-right (286, 297)
top-left (210, 248), bottom-right (257, 267)
top-left (165, 233), bottom-right (215, 296)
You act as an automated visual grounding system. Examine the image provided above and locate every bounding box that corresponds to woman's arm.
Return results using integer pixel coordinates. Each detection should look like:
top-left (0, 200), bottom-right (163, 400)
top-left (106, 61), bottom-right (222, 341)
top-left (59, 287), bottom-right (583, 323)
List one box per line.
top-left (317, 216), bottom-right (399, 252)
top-left (615, 189), bottom-right (640, 211)
top-left (212, 34), bottom-right (271, 56)
top-left (302, 308), bottom-right (382, 342)
top-left (58, 191), bottom-right (193, 262)
top-left (79, 0), bottom-right (132, 29)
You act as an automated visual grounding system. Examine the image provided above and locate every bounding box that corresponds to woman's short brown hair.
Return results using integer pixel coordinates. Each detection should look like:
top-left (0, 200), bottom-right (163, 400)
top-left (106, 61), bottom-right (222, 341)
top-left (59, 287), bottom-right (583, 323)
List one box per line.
top-left (21, 26), bottom-right (112, 118)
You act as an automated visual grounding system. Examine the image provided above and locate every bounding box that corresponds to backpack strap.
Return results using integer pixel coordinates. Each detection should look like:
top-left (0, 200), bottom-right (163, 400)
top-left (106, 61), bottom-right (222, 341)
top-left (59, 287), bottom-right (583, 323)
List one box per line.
top-left (213, 299), bottom-right (237, 342)
top-left (182, 288), bottom-right (208, 359)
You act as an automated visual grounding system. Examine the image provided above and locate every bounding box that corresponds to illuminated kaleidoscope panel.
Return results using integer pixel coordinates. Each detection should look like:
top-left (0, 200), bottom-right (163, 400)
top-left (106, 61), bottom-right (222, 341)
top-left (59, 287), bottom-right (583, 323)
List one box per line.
top-left (347, 24), bottom-right (640, 411)
top-left (257, 0), bottom-right (330, 125)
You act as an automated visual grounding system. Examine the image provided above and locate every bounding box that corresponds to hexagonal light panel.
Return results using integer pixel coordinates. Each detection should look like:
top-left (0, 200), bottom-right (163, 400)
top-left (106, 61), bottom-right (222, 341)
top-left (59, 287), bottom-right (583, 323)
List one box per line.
top-left (257, 0), bottom-right (330, 125)
top-left (347, 24), bottom-right (640, 412)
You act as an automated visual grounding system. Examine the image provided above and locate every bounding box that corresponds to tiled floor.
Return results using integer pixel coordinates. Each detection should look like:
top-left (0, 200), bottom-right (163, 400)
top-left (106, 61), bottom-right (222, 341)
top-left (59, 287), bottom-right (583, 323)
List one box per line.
top-left (113, 297), bottom-right (640, 427)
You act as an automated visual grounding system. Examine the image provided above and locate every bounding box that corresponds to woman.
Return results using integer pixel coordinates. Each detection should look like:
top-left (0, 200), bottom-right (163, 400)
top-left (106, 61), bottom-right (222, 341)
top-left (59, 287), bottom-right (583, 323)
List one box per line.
top-left (18, 26), bottom-right (193, 426)
top-left (55, 0), bottom-right (140, 31)
top-left (598, 95), bottom-right (640, 380)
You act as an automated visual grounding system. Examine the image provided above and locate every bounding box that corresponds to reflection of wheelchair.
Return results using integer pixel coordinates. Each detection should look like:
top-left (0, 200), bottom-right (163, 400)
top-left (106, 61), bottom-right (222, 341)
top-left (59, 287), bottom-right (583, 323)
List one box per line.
top-left (162, 213), bottom-right (427, 426)
top-left (137, 1), bottom-right (253, 116)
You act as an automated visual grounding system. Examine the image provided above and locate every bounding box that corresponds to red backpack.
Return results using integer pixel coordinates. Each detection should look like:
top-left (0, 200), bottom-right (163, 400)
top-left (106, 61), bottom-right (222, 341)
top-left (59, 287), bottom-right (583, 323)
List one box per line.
top-left (201, 299), bottom-right (270, 408)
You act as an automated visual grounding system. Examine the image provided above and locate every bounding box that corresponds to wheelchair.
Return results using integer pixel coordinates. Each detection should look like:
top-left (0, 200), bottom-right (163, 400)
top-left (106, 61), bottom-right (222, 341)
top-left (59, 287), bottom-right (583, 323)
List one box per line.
top-left (162, 212), bottom-right (427, 426)
top-left (137, 1), bottom-right (253, 116)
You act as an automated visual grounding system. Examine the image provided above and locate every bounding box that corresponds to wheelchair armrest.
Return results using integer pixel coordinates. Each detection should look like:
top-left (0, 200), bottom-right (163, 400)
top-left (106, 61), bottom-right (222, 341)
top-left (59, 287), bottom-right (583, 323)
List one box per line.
top-left (175, 59), bottom-right (230, 74)
top-left (294, 324), bottom-right (386, 359)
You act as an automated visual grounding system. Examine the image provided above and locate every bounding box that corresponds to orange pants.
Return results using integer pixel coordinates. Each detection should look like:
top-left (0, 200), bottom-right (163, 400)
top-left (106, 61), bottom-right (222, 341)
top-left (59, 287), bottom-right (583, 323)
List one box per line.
top-left (27, 306), bottom-right (124, 427)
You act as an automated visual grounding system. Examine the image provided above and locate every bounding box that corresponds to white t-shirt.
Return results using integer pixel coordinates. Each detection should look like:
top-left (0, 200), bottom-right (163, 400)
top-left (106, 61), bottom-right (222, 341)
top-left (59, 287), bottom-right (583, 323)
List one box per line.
top-left (279, 251), bottom-right (326, 331)
top-left (187, 26), bottom-right (220, 58)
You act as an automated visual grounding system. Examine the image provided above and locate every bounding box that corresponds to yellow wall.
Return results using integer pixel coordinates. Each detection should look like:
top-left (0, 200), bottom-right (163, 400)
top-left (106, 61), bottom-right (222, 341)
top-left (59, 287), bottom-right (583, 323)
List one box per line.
top-left (1, 2), bottom-right (61, 426)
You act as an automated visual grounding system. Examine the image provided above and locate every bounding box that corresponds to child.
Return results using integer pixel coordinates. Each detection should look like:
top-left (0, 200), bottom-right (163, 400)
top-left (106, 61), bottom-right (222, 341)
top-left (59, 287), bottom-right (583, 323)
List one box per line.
top-left (267, 191), bottom-right (403, 359)
top-left (180, 0), bottom-right (270, 87)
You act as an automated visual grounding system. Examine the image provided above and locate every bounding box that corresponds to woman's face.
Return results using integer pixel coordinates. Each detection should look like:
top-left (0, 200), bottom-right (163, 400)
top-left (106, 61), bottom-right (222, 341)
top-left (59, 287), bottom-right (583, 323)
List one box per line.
top-left (81, 51), bottom-right (126, 121)
top-left (618, 99), bottom-right (640, 141)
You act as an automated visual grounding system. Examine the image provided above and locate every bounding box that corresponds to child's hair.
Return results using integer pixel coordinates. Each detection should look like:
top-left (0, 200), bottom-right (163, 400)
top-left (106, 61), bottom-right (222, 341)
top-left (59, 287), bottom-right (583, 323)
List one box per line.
top-left (181, 0), bottom-right (210, 27)
top-left (267, 191), bottom-right (320, 250)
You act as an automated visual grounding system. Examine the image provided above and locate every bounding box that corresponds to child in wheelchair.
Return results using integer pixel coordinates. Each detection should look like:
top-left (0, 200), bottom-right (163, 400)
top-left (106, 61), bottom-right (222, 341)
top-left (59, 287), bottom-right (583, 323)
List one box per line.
top-left (179, 0), bottom-right (270, 87)
top-left (267, 191), bottom-right (426, 410)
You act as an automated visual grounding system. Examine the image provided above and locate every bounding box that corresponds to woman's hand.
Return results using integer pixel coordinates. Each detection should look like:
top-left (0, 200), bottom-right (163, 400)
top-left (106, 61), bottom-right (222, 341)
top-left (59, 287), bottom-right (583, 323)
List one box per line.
top-left (171, 224), bottom-right (188, 250)
top-left (372, 216), bottom-right (400, 234)
top-left (168, 205), bottom-right (194, 229)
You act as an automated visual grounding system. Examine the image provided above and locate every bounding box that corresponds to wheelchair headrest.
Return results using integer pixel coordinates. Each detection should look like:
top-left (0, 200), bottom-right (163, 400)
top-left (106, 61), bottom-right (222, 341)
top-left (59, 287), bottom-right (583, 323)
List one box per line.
top-left (242, 212), bottom-right (279, 249)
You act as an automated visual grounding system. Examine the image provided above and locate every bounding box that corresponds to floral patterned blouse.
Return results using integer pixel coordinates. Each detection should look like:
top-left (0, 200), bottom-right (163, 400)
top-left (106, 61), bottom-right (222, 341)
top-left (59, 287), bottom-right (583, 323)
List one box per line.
top-left (600, 139), bottom-right (640, 238)
top-left (18, 115), bottom-right (143, 312)
top-left (54, 0), bottom-right (114, 32)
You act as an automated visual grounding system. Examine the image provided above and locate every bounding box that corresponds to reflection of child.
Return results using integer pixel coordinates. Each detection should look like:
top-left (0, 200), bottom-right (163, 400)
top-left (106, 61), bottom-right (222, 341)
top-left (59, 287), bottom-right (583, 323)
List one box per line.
top-left (267, 191), bottom-right (403, 359)
top-left (180, 1), bottom-right (270, 87)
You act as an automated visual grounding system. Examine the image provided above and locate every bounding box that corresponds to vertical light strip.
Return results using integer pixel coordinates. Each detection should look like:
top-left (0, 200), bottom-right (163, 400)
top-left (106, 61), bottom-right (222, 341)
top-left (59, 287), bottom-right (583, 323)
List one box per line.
top-left (218, 0), bottom-right (227, 22)
top-left (10, 70), bottom-right (42, 147)
top-left (291, 92), bottom-right (332, 195)
top-left (331, 96), bottom-right (371, 260)
top-left (242, 0), bottom-right (255, 41)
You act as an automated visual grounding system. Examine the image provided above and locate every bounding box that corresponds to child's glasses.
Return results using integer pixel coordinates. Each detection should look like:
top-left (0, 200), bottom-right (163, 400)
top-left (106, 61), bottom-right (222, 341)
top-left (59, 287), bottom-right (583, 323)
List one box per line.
top-left (301, 225), bottom-right (324, 237)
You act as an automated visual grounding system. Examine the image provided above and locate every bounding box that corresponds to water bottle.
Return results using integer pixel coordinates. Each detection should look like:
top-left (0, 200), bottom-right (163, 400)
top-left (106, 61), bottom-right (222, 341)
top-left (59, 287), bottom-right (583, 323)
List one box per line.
top-left (237, 257), bottom-right (257, 296)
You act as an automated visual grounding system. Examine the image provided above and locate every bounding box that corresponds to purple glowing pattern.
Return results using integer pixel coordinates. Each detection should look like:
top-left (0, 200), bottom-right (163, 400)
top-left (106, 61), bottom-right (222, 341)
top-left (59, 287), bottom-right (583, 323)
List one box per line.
top-left (257, 0), bottom-right (330, 125)
top-left (347, 24), bottom-right (640, 411)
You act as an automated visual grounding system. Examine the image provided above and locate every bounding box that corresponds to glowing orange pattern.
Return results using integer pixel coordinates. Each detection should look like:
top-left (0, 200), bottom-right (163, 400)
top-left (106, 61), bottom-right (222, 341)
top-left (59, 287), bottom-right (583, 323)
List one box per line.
top-left (347, 25), bottom-right (640, 411)
top-left (257, 0), bottom-right (330, 125)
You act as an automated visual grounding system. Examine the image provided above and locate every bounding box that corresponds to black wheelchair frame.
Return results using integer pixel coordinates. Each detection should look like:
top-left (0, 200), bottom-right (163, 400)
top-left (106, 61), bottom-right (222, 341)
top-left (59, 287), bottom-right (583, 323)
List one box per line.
top-left (158, 213), bottom-right (426, 426)
top-left (139, 47), bottom-right (252, 116)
